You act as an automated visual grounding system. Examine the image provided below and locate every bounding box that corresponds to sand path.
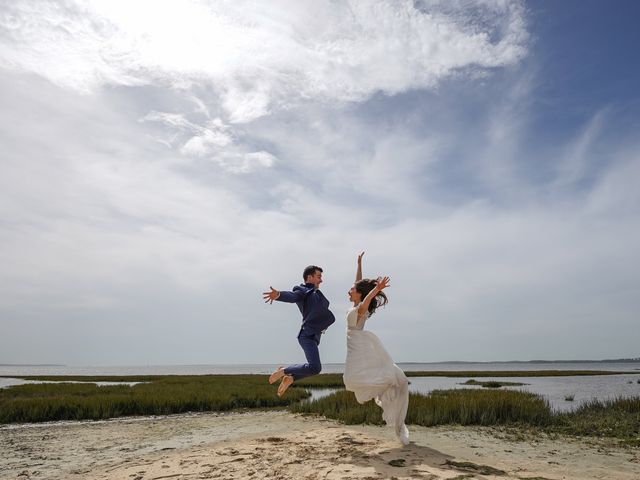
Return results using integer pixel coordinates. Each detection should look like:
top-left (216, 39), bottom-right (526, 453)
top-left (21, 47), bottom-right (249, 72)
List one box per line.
top-left (1, 411), bottom-right (638, 480)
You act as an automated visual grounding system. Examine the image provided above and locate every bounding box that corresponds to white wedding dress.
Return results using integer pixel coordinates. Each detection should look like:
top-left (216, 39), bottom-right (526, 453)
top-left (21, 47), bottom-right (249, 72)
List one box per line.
top-left (343, 305), bottom-right (410, 445)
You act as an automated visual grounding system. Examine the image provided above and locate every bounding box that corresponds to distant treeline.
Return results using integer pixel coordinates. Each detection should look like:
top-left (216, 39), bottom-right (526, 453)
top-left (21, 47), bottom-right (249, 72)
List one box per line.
top-left (399, 358), bottom-right (640, 364)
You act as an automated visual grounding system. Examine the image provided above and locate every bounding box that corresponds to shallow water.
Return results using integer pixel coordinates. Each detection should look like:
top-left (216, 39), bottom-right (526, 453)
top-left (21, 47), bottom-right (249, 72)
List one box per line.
top-left (306, 368), bottom-right (640, 411)
top-left (406, 374), bottom-right (640, 412)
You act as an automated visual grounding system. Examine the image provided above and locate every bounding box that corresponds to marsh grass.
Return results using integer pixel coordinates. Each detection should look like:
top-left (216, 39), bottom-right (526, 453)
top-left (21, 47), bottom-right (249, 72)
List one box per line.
top-left (550, 396), bottom-right (640, 444)
top-left (408, 389), bottom-right (552, 426)
top-left (291, 389), bottom-right (552, 427)
top-left (3, 373), bottom-right (639, 443)
top-left (294, 374), bottom-right (345, 388)
top-left (293, 389), bottom-right (640, 442)
top-left (0, 375), bottom-right (309, 424)
top-left (462, 379), bottom-right (527, 388)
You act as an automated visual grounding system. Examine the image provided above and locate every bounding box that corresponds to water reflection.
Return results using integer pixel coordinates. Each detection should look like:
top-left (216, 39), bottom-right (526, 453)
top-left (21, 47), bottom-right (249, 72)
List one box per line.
top-left (305, 387), bottom-right (340, 402)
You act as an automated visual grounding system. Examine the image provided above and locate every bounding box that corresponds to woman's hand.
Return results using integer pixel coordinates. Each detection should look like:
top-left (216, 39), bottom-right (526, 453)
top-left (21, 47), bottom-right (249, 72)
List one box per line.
top-left (355, 251), bottom-right (365, 282)
top-left (375, 276), bottom-right (390, 291)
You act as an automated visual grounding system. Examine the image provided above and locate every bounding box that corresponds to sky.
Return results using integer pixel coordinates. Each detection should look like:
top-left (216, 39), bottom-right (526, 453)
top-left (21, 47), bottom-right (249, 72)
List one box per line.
top-left (1, 0), bottom-right (639, 366)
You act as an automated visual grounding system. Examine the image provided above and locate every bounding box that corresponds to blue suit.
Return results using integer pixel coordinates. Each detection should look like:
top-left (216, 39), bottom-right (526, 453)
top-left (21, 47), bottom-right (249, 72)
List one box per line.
top-left (277, 283), bottom-right (335, 380)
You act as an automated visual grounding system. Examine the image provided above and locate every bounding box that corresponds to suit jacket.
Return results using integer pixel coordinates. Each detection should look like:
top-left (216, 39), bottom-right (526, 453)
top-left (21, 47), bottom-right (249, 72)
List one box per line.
top-left (276, 283), bottom-right (336, 335)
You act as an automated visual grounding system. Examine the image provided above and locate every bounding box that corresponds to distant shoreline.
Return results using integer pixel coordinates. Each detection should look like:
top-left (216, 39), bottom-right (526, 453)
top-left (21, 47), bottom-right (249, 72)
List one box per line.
top-left (1, 358), bottom-right (639, 367)
top-left (0, 364), bottom-right (65, 367)
top-left (398, 358), bottom-right (640, 364)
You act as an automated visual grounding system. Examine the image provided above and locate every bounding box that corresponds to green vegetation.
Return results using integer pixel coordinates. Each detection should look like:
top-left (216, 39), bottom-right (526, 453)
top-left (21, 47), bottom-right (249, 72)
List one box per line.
top-left (292, 389), bottom-right (640, 443)
top-left (294, 374), bottom-right (345, 388)
top-left (0, 375), bottom-right (308, 424)
top-left (462, 379), bottom-right (527, 388)
top-left (291, 389), bottom-right (552, 427)
top-left (2, 373), bottom-right (638, 445)
top-left (550, 397), bottom-right (640, 445)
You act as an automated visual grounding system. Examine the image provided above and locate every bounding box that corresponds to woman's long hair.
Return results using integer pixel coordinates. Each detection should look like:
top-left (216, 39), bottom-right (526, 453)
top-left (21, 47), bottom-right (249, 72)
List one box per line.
top-left (355, 278), bottom-right (388, 315)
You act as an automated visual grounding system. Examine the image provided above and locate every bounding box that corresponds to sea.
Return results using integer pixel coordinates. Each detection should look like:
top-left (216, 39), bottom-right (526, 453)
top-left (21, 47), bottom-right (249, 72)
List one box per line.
top-left (1, 361), bottom-right (639, 413)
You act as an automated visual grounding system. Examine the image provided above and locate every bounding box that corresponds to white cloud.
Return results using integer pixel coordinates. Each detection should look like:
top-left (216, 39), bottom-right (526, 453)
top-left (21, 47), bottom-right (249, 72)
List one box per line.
top-left (1, 0), bottom-right (528, 118)
top-left (180, 126), bottom-right (233, 156)
top-left (142, 112), bottom-right (274, 172)
top-left (0, 0), bottom-right (530, 184)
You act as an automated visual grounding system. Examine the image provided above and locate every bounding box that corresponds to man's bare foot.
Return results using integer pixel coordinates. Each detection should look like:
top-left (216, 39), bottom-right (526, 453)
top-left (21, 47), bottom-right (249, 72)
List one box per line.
top-left (269, 366), bottom-right (285, 384)
top-left (277, 375), bottom-right (294, 397)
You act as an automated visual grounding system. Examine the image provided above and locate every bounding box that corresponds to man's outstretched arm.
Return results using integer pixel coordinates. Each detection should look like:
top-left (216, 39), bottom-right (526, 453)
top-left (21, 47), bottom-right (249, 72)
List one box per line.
top-left (262, 287), bottom-right (304, 304)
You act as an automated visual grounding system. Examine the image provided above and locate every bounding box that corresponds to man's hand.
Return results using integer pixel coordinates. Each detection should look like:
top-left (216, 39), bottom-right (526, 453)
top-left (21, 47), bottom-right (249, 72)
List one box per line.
top-left (357, 251), bottom-right (365, 264)
top-left (262, 286), bottom-right (280, 304)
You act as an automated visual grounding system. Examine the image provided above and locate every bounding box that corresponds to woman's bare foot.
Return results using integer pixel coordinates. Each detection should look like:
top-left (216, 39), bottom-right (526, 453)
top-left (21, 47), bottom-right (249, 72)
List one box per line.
top-left (269, 366), bottom-right (285, 384)
top-left (277, 375), bottom-right (294, 397)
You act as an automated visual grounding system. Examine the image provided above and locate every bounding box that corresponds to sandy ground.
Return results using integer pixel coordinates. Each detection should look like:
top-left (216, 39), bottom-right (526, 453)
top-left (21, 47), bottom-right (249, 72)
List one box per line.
top-left (1, 411), bottom-right (639, 480)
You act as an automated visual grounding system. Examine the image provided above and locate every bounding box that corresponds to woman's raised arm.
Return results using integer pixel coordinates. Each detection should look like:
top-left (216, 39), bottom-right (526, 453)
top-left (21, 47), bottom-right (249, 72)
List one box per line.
top-left (355, 251), bottom-right (364, 283)
top-left (357, 276), bottom-right (390, 317)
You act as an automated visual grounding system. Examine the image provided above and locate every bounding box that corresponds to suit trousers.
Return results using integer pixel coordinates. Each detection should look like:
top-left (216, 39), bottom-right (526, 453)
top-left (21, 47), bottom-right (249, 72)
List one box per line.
top-left (284, 331), bottom-right (322, 380)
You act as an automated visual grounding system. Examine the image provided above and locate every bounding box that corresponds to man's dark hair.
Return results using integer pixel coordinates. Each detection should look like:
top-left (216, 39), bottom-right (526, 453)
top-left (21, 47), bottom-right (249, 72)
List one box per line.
top-left (303, 265), bottom-right (323, 281)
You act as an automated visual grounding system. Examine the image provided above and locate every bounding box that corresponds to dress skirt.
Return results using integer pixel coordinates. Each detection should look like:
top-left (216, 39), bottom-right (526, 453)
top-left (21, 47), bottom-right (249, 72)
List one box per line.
top-left (343, 329), bottom-right (409, 444)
